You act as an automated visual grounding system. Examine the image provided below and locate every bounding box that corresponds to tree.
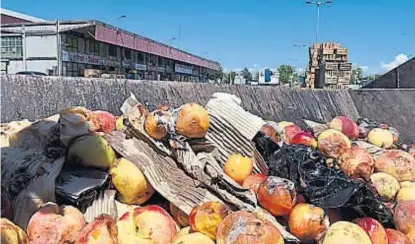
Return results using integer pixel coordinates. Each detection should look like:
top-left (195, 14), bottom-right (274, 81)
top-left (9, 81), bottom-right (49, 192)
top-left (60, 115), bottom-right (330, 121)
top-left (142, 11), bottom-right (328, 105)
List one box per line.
top-left (350, 67), bottom-right (364, 84)
top-left (241, 67), bottom-right (252, 81)
top-left (278, 65), bottom-right (295, 84)
top-left (253, 71), bottom-right (259, 81)
top-left (229, 71), bottom-right (236, 84)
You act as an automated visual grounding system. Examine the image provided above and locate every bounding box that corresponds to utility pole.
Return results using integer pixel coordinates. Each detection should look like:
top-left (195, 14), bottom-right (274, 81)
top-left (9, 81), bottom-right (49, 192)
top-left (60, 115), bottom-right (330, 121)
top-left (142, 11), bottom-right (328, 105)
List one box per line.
top-left (306, 1), bottom-right (332, 43)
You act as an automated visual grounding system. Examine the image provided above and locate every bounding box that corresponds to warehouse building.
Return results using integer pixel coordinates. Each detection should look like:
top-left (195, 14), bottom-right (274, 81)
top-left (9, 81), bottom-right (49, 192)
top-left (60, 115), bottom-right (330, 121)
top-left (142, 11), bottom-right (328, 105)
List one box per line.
top-left (1, 9), bottom-right (221, 82)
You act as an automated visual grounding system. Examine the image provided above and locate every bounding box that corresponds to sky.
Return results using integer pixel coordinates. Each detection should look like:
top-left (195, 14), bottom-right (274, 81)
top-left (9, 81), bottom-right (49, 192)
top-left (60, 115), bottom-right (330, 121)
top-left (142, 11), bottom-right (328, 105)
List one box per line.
top-left (3, 0), bottom-right (414, 74)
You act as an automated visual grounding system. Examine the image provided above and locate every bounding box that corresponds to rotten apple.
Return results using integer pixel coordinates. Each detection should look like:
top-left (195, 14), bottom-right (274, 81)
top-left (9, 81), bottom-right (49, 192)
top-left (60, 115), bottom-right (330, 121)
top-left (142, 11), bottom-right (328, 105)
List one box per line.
top-left (189, 202), bottom-right (231, 240)
top-left (318, 129), bottom-right (351, 159)
top-left (242, 173), bottom-right (267, 194)
top-left (288, 203), bottom-right (329, 243)
top-left (216, 210), bottom-right (284, 244)
top-left (75, 214), bottom-right (117, 244)
top-left (257, 176), bottom-right (296, 217)
top-left (353, 217), bottom-right (388, 244)
top-left (117, 205), bottom-right (178, 244)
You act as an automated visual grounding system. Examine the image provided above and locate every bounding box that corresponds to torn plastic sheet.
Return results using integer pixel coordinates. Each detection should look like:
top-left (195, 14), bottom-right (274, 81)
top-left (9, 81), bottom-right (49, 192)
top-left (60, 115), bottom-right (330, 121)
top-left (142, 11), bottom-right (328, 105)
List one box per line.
top-left (55, 166), bottom-right (111, 213)
top-left (266, 144), bottom-right (394, 226)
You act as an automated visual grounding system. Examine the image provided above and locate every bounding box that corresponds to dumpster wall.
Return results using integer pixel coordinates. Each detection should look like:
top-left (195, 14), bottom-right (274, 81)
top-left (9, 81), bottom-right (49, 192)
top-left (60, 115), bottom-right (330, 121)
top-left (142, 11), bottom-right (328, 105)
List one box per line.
top-left (1, 75), bottom-right (414, 142)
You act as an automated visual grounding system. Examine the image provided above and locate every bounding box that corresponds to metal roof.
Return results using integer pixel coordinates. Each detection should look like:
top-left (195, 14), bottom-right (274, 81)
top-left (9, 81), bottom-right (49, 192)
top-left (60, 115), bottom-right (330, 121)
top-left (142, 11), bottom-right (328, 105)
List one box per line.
top-left (1, 8), bottom-right (46, 22)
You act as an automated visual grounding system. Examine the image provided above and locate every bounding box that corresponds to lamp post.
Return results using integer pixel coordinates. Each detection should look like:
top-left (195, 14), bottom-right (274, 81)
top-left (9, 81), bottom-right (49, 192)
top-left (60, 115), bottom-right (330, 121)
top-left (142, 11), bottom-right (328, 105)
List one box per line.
top-left (306, 1), bottom-right (332, 43)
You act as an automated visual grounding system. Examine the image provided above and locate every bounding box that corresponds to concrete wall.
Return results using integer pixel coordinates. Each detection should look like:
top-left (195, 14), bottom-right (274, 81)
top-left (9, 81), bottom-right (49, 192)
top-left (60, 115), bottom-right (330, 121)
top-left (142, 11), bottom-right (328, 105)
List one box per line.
top-left (1, 75), bottom-right (414, 143)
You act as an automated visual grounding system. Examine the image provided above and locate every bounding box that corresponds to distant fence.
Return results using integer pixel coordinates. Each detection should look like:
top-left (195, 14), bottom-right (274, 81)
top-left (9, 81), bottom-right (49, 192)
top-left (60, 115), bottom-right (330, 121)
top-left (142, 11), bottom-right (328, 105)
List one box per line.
top-left (1, 75), bottom-right (414, 143)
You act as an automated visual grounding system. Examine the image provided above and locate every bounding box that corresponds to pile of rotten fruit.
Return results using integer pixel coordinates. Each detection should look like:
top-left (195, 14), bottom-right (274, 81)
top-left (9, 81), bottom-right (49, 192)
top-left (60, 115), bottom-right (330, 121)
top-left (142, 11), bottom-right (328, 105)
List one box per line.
top-left (1, 95), bottom-right (415, 244)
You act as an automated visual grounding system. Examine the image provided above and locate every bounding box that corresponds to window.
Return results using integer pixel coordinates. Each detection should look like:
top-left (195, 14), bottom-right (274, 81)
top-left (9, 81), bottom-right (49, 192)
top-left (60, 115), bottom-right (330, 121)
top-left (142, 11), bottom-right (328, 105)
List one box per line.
top-left (90, 41), bottom-right (100, 55)
top-left (109, 45), bottom-right (117, 57)
top-left (64, 62), bottom-right (80, 77)
top-left (137, 52), bottom-right (144, 62)
top-left (65, 35), bottom-right (78, 52)
top-left (1, 36), bottom-right (23, 58)
top-left (158, 57), bottom-right (163, 66)
top-left (124, 49), bottom-right (131, 60)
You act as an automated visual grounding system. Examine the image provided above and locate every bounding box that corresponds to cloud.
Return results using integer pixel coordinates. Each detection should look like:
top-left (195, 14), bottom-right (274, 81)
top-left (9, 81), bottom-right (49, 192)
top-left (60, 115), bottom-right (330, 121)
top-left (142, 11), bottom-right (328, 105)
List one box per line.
top-left (359, 65), bottom-right (368, 72)
top-left (295, 67), bottom-right (305, 73)
top-left (380, 54), bottom-right (409, 71)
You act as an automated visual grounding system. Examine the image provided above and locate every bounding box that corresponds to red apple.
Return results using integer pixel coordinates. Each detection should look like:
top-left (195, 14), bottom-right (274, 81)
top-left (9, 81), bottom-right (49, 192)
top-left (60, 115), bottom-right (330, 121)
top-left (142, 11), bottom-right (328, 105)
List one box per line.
top-left (353, 217), bottom-right (388, 244)
top-left (329, 116), bottom-right (359, 139)
top-left (242, 174), bottom-right (267, 194)
top-left (385, 228), bottom-right (411, 244)
top-left (117, 205), bottom-right (178, 244)
top-left (339, 147), bottom-right (374, 181)
top-left (290, 131), bottom-right (317, 148)
top-left (91, 110), bottom-right (116, 134)
top-left (283, 125), bottom-right (303, 144)
top-left (394, 201), bottom-right (415, 234)
top-left (76, 214), bottom-right (117, 244)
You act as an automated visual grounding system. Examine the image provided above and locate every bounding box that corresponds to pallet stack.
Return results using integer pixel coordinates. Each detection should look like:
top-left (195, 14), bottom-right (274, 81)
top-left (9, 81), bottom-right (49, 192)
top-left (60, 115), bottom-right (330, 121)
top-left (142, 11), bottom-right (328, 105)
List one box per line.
top-left (305, 42), bottom-right (352, 89)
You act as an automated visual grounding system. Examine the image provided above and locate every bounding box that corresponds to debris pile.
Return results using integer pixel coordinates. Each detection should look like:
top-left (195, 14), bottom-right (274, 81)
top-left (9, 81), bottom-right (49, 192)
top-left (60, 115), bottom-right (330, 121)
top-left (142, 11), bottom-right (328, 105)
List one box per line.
top-left (1, 92), bottom-right (414, 244)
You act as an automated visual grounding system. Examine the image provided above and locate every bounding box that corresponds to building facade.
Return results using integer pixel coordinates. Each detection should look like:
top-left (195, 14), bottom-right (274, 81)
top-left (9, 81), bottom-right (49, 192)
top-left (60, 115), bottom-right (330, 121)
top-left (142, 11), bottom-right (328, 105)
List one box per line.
top-left (1, 11), bottom-right (221, 82)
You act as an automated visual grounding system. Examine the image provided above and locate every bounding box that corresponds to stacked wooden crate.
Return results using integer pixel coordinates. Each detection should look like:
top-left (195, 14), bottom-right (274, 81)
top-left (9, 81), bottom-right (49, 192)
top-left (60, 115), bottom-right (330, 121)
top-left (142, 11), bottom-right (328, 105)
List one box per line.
top-left (306, 42), bottom-right (352, 88)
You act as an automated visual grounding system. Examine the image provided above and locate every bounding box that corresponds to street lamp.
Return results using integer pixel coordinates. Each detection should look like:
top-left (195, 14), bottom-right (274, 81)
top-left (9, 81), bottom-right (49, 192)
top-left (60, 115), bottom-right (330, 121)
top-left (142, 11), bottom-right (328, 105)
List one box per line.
top-left (306, 1), bottom-right (332, 43)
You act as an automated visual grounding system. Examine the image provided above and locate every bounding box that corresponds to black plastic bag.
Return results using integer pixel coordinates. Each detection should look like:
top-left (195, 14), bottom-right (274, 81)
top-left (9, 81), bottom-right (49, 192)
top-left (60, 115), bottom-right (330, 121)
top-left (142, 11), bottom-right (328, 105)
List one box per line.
top-left (254, 139), bottom-right (394, 226)
top-left (55, 166), bottom-right (111, 212)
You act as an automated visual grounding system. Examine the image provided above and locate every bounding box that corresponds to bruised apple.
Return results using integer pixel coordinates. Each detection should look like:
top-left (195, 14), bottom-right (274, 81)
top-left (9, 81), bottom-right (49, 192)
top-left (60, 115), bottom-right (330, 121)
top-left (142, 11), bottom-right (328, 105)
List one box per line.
top-left (318, 129), bottom-right (351, 159)
top-left (27, 203), bottom-right (86, 244)
top-left (370, 172), bottom-right (400, 201)
top-left (368, 128), bottom-right (394, 149)
top-left (67, 135), bottom-right (116, 170)
top-left (1, 218), bottom-right (28, 244)
top-left (117, 205), bottom-right (177, 244)
top-left (283, 125), bottom-right (303, 144)
top-left (339, 147), bottom-right (374, 180)
top-left (170, 203), bottom-right (190, 227)
top-left (353, 217), bottom-right (388, 244)
top-left (407, 230), bottom-right (415, 244)
top-left (322, 221), bottom-right (371, 244)
top-left (189, 202), bottom-right (231, 240)
top-left (175, 103), bottom-right (210, 139)
top-left (172, 232), bottom-right (214, 244)
top-left (385, 228), bottom-right (411, 244)
top-left (216, 211), bottom-right (284, 244)
top-left (277, 121), bottom-right (294, 128)
top-left (144, 110), bottom-right (170, 140)
top-left (242, 174), bottom-right (267, 194)
top-left (329, 116), bottom-right (359, 139)
top-left (288, 203), bottom-right (329, 243)
top-left (290, 131), bottom-right (318, 148)
top-left (91, 110), bottom-right (116, 134)
top-left (394, 200), bottom-right (415, 234)
top-left (75, 214), bottom-right (117, 244)
top-left (397, 186), bottom-right (415, 203)
top-left (257, 176), bottom-right (296, 216)
top-left (110, 158), bottom-right (154, 205)
top-left (260, 124), bottom-right (280, 144)
top-left (172, 227), bottom-right (191, 242)
top-left (375, 150), bottom-right (415, 182)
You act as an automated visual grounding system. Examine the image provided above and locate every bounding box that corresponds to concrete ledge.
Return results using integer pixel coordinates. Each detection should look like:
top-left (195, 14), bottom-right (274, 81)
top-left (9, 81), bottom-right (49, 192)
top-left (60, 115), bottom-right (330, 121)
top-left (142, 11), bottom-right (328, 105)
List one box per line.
top-left (1, 75), bottom-right (414, 142)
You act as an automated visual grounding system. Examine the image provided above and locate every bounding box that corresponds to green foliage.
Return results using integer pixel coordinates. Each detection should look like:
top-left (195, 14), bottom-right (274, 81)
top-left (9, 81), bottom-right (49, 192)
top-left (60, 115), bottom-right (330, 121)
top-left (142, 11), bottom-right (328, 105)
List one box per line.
top-left (278, 65), bottom-right (295, 84)
top-left (241, 67), bottom-right (252, 81)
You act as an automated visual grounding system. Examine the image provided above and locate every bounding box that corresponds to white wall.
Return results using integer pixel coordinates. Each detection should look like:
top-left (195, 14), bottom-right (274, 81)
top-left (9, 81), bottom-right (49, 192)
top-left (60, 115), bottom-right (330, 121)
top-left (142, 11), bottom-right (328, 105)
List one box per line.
top-left (7, 60), bottom-right (57, 74)
top-left (25, 35), bottom-right (57, 58)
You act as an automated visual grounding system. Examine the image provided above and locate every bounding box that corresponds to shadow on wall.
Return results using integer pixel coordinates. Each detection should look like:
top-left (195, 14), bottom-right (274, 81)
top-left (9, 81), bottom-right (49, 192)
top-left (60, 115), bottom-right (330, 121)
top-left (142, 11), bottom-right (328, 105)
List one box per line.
top-left (1, 75), bottom-right (414, 143)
